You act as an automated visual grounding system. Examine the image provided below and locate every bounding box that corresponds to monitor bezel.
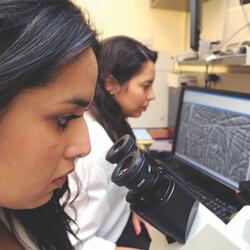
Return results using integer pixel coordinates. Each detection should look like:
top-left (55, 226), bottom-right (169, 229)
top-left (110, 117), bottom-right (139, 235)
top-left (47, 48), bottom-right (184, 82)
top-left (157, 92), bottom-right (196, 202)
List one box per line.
top-left (172, 86), bottom-right (250, 190)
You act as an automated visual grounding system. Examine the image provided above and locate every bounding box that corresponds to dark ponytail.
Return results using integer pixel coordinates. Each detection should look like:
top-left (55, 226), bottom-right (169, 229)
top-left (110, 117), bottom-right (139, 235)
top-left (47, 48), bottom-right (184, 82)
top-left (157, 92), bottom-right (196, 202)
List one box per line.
top-left (91, 35), bottom-right (157, 142)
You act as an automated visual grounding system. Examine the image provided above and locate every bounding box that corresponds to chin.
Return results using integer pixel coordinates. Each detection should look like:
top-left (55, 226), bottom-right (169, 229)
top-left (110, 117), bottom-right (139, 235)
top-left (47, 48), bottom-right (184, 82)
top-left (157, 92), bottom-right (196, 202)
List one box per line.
top-left (26, 192), bottom-right (54, 209)
top-left (128, 111), bottom-right (142, 118)
top-left (2, 191), bottom-right (54, 210)
top-left (132, 113), bottom-right (142, 118)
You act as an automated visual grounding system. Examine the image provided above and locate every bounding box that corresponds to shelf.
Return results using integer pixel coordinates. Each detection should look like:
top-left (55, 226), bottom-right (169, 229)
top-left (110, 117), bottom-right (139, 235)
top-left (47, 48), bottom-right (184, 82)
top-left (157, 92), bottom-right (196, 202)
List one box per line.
top-left (150, 0), bottom-right (188, 11)
top-left (149, 0), bottom-right (210, 11)
top-left (178, 54), bottom-right (249, 66)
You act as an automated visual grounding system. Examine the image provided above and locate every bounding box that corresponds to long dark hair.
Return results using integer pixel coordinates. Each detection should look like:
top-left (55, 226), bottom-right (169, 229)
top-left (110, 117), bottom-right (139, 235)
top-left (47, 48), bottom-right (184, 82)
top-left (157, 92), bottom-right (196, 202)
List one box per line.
top-left (91, 36), bottom-right (158, 142)
top-left (0, 0), bottom-right (98, 249)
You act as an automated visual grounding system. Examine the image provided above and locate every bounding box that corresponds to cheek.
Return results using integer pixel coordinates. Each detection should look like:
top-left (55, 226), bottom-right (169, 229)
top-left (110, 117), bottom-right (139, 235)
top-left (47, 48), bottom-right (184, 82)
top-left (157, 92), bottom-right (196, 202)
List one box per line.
top-left (129, 87), bottom-right (146, 102)
top-left (12, 133), bottom-right (60, 175)
top-left (128, 91), bottom-right (145, 110)
top-left (124, 88), bottom-right (143, 105)
top-left (116, 90), bottom-right (142, 117)
top-left (6, 128), bottom-right (61, 169)
top-left (0, 131), bottom-right (61, 208)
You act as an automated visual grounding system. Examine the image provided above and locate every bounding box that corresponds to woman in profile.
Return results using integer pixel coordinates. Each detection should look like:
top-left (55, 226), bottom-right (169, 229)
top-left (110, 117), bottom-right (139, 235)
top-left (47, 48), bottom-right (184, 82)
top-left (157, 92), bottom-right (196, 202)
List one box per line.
top-left (67, 36), bottom-right (158, 250)
top-left (0, 0), bottom-right (98, 249)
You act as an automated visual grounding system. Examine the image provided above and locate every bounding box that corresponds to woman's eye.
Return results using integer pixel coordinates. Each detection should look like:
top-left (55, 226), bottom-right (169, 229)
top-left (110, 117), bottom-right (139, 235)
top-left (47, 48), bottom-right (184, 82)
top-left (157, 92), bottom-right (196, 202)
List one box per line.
top-left (143, 85), bottom-right (150, 90)
top-left (57, 114), bottom-right (81, 130)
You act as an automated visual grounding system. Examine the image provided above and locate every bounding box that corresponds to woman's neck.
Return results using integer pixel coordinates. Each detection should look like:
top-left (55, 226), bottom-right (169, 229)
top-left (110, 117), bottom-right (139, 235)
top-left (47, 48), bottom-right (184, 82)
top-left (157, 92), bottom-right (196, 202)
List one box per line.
top-left (0, 220), bottom-right (24, 250)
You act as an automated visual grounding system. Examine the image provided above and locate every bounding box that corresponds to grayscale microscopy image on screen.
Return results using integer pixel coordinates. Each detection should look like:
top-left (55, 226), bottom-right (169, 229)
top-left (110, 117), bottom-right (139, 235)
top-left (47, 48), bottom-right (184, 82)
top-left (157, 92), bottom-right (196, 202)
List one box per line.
top-left (175, 103), bottom-right (250, 184)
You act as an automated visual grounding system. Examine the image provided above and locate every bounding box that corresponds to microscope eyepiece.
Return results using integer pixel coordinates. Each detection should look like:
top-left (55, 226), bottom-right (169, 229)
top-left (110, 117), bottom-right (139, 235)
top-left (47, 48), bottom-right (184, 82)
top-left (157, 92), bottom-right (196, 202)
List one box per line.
top-left (106, 134), bottom-right (136, 164)
top-left (112, 150), bottom-right (159, 195)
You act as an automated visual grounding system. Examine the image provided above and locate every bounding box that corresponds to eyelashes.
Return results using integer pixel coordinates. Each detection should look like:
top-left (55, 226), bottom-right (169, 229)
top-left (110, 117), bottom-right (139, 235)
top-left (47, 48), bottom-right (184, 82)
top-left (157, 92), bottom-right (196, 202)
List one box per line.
top-left (57, 114), bottom-right (82, 130)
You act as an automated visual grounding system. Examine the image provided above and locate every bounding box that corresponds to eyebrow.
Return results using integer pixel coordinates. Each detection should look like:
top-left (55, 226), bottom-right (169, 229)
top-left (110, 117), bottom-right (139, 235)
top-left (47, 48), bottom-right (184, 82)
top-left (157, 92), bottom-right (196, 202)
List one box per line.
top-left (60, 98), bottom-right (92, 110)
top-left (141, 80), bottom-right (154, 84)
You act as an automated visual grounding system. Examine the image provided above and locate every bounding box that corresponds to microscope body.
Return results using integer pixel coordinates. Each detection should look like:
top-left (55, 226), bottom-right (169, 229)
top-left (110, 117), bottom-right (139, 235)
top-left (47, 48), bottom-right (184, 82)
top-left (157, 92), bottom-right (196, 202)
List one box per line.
top-left (149, 203), bottom-right (250, 250)
top-left (106, 134), bottom-right (199, 244)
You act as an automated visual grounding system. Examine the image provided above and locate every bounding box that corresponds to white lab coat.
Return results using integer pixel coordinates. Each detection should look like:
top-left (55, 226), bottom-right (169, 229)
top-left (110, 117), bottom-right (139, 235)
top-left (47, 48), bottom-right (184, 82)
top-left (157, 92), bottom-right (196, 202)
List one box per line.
top-left (66, 112), bottom-right (130, 250)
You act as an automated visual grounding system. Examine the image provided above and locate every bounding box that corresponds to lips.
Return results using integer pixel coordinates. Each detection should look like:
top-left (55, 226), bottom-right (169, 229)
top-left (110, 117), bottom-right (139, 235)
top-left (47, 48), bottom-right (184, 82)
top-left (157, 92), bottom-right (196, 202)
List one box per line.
top-left (52, 176), bottom-right (67, 188)
top-left (52, 169), bottom-right (74, 188)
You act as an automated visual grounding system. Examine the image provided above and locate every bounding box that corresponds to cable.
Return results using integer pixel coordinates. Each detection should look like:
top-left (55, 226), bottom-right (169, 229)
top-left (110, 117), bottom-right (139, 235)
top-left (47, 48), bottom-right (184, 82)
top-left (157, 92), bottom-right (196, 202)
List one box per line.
top-left (201, 22), bottom-right (250, 55)
top-left (218, 22), bottom-right (250, 51)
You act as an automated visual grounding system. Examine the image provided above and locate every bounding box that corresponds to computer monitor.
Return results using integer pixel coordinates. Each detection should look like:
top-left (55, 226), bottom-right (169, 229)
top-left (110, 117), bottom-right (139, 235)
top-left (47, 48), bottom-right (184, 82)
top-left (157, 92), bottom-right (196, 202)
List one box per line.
top-left (190, 0), bottom-right (202, 51)
top-left (173, 87), bottom-right (250, 189)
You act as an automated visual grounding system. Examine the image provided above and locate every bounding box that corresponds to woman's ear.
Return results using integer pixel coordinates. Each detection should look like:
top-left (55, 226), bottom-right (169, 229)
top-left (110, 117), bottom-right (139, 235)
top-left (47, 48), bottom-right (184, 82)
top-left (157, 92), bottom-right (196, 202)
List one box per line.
top-left (104, 75), bottom-right (120, 95)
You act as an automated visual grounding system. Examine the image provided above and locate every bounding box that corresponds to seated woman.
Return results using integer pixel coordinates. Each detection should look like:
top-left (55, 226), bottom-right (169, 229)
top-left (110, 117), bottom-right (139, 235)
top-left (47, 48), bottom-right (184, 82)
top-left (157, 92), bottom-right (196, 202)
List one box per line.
top-left (0, 0), bottom-right (98, 249)
top-left (67, 36), bottom-right (158, 250)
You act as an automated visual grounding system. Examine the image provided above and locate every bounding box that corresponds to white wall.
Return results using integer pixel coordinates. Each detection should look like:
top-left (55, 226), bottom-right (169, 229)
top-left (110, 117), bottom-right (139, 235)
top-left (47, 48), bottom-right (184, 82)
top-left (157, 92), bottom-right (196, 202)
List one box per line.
top-left (73, 0), bottom-right (187, 54)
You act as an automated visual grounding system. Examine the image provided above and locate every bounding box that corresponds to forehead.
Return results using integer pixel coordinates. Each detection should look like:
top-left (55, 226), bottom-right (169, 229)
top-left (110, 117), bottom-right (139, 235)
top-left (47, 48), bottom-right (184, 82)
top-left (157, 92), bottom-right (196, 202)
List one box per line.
top-left (125, 61), bottom-right (155, 86)
top-left (9, 48), bottom-right (98, 111)
top-left (42, 49), bottom-right (97, 103)
top-left (137, 60), bottom-right (155, 78)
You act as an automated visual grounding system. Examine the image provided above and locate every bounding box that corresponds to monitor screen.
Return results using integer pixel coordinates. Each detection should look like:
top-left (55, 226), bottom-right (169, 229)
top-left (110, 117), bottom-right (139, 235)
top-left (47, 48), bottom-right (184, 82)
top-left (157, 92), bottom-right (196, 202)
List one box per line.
top-left (174, 87), bottom-right (250, 189)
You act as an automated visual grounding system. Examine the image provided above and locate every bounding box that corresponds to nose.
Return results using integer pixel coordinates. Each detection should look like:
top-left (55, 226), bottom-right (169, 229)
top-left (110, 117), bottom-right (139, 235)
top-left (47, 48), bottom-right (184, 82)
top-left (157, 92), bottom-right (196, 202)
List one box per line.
top-left (147, 86), bottom-right (156, 101)
top-left (63, 118), bottom-right (91, 160)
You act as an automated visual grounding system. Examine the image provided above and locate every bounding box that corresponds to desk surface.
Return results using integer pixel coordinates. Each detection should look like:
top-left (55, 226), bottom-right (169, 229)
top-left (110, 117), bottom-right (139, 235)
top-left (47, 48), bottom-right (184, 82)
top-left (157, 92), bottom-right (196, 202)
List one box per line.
top-left (150, 139), bottom-right (172, 152)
